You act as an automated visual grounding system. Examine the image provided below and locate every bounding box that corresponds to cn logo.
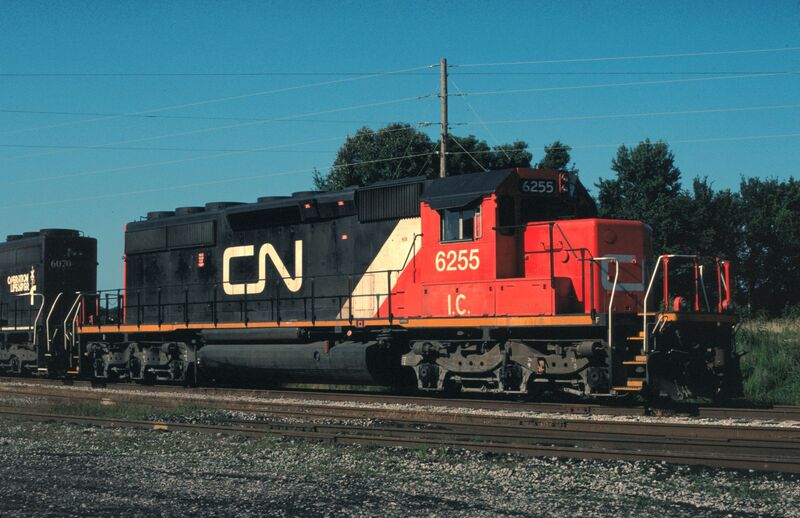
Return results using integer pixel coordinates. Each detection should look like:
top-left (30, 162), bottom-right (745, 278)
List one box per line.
top-left (222, 240), bottom-right (303, 295)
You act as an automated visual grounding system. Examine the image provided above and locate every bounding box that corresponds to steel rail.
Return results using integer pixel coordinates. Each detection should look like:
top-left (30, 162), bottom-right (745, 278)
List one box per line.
top-left (0, 406), bottom-right (798, 474)
top-left (0, 376), bottom-right (648, 416)
top-left (3, 382), bottom-right (800, 439)
top-left (2, 376), bottom-right (800, 421)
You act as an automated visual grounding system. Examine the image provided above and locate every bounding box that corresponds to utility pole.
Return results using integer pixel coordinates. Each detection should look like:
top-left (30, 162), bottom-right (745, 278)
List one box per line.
top-left (439, 57), bottom-right (448, 178)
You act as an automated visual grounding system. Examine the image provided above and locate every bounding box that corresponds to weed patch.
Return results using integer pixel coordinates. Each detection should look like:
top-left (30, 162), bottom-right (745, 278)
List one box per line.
top-left (738, 319), bottom-right (800, 405)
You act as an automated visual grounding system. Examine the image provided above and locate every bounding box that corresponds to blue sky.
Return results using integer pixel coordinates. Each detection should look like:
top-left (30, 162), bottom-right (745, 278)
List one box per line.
top-left (1, 1), bottom-right (798, 288)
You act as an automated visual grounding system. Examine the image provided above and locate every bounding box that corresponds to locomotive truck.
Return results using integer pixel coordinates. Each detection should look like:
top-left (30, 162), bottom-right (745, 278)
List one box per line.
top-left (0, 167), bottom-right (739, 400)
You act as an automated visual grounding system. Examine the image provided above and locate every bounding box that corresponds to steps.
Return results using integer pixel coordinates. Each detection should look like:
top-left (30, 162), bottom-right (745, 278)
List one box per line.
top-left (612, 331), bottom-right (649, 393)
top-left (622, 355), bottom-right (647, 365)
top-left (613, 379), bottom-right (644, 392)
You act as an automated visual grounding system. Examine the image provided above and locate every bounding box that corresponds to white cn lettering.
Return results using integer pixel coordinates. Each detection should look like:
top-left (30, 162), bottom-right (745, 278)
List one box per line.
top-left (223, 241), bottom-right (303, 296)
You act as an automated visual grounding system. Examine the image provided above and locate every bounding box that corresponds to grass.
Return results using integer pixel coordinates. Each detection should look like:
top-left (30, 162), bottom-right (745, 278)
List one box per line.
top-left (738, 318), bottom-right (800, 405)
top-left (36, 401), bottom-right (208, 422)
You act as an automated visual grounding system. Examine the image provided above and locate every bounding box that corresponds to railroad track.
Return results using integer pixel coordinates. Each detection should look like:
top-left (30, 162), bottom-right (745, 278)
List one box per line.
top-left (0, 404), bottom-right (798, 474)
top-left (698, 405), bottom-right (800, 421)
top-left (1, 377), bottom-right (800, 473)
top-left (1, 375), bottom-right (799, 421)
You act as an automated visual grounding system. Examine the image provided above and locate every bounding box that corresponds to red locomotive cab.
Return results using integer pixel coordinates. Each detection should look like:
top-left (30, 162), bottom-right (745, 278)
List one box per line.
top-left (406, 167), bottom-right (650, 319)
top-left (415, 171), bottom-right (507, 318)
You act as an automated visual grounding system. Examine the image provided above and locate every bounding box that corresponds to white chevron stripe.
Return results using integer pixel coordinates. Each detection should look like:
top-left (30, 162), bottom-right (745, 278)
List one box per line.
top-left (339, 217), bottom-right (422, 319)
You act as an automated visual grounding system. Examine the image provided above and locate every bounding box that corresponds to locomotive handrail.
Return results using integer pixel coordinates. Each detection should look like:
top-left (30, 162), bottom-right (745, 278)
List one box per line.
top-left (398, 233), bottom-right (422, 272)
top-left (79, 265), bottom-right (409, 328)
top-left (45, 292), bottom-right (63, 354)
top-left (495, 220), bottom-right (602, 314)
top-left (699, 265), bottom-right (712, 312)
top-left (85, 268), bottom-right (409, 298)
top-left (82, 222), bottom-right (600, 327)
top-left (642, 255), bottom-right (668, 353)
top-left (15, 293), bottom-right (45, 346)
top-left (90, 266), bottom-right (410, 295)
top-left (592, 257), bottom-right (619, 350)
top-left (642, 254), bottom-right (700, 354)
top-left (492, 221), bottom-right (582, 261)
top-left (62, 293), bottom-right (83, 366)
top-left (717, 259), bottom-right (732, 312)
top-left (551, 222), bottom-right (582, 261)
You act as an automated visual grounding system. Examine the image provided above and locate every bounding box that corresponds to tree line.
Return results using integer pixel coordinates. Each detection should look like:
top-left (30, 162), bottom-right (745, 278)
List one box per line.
top-left (314, 124), bottom-right (798, 317)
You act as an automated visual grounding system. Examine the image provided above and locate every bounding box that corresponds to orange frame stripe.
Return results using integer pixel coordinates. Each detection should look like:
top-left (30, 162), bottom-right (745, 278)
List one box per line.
top-left (77, 314), bottom-right (597, 334)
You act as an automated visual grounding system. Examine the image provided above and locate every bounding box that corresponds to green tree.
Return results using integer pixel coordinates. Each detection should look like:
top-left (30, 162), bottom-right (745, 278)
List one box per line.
top-left (313, 123), bottom-right (436, 191)
top-left (486, 140), bottom-right (533, 170)
top-left (688, 177), bottom-right (742, 262)
top-left (537, 140), bottom-right (578, 174)
top-left (446, 134), bottom-right (492, 174)
top-left (597, 139), bottom-right (690, 254)
top-left (446, 136), bottom-right (532, 172)
top-left (737, 177), bottom-right (800, 315)
top-left (313, 124), bottom-right (532, 190)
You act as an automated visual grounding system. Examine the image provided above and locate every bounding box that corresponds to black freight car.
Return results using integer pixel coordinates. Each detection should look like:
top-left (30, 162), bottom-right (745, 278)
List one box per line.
top-left (0, 229), bottom-right (97, 375)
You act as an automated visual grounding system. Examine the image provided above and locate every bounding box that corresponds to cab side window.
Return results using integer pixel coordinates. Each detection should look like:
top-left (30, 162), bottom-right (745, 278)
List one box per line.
top-left (440, 207), bottom-right (479, 242)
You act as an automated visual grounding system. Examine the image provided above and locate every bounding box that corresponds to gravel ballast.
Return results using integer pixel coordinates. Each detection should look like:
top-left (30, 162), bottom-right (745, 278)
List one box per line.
top-left (0, 418), bottom-right (798, 517)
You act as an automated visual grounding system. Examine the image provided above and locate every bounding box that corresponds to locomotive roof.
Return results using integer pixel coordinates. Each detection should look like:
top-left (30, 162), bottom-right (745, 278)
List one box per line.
top-left (420, 169), bottom-right (513, 210)
top-left (127, 168), bottom-right (596, 230)
top-left (2, 229), bottom-right (84, 248)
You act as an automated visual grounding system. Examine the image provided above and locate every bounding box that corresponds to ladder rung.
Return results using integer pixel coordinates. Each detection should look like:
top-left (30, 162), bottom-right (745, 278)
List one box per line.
top-left (613, 386), bottom-right (643, 392)
top-left (627, 336), bottom-right (644, 341)
top-left (622, 361), bottom-right (647, 365)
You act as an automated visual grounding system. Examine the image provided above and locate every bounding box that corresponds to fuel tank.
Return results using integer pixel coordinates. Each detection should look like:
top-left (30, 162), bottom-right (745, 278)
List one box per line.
top-left (197, 340), bottom-right (406, 385)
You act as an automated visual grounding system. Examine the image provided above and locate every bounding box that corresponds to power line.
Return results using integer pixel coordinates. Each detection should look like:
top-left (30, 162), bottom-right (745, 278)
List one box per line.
top-left (3, 94), bottom-right (432, 161)
top-left (662, 132), bottom-right (800, 146)
top-left (449, 134), bottom-right (489, 172)
top-left (3, 103), bottom-right (796, 159)
top-left (0, 108), bottom-right (398, 125)
top-left (454, 70), bottom-right (798, 76)
top-left (455, 103), bottom-right (800, 126)
top-left (4, 103), bottom-right (796, 154)
top-left (2, 102), bottom-right (794, 148)
top-left (7, 124), bottom-right (422, 185)
top-left (8, 131), bottom-right (798, 210)
top-left (2, 152), bottom-right (438, 210)
top-left (0, 143), bottom-right (336, 153)
top-left (464, 71), bottom-right (800, 97)
top-left (448, 77), bottom-right (510, 162)
top-left (0, 72), bottom-right (441, 77)
top-left (456, 46), bottom-right (800, 68)
top-left (446, 132), bottom-right (800, 155)
top-left (0, 70), bottom-right (791, 77)
top-left (0, 64), bottom-right (432, 136)
top-left (7, 135), bottom-right (348, 185)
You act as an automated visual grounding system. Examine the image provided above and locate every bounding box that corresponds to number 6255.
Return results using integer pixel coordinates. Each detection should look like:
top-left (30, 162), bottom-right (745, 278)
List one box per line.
top-left (435, 249), bottom-right (479, 271)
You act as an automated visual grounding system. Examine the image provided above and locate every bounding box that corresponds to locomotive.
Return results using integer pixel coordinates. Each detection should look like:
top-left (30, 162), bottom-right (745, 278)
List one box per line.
top-left (0, 230), bottom-right (96, 375)
top-left (0, 168), bottom-right (740, 400)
